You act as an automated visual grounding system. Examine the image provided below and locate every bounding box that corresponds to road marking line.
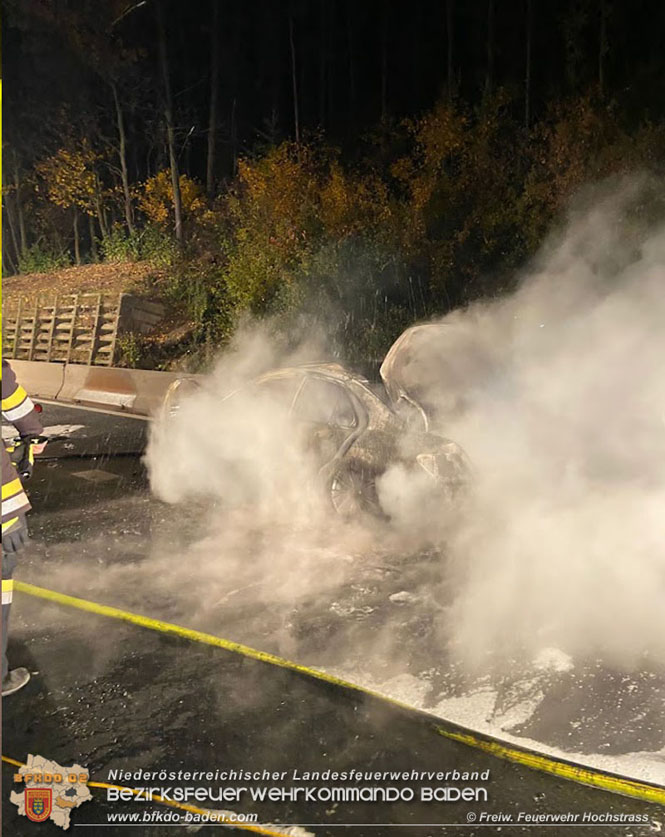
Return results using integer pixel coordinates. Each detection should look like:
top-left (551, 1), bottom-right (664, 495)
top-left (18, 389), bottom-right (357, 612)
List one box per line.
top-left (13, 580), bottom-right (665, 807)
top-left (1, 755), bottom-right (306, 837)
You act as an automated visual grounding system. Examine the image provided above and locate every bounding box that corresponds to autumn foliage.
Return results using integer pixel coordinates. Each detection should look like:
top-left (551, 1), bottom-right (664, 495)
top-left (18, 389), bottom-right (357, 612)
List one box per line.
top-left (7, 91), bottom-right (665, 366)
top-left (35, 141), bottom-right (100, 214)
top-left (138, 170), bottom-right (206, 226)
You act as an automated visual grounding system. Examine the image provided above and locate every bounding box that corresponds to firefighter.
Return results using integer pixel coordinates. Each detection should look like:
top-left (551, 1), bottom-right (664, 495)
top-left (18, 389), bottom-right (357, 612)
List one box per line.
top-left (2, 359), bottom-right (45, 697)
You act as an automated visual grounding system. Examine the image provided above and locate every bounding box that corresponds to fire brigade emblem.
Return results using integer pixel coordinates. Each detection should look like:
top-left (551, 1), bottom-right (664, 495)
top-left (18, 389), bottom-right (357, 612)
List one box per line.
top-left (25, 788), bottom-right (52, 822)
top-left (11, 755), bottom-right (92, 829)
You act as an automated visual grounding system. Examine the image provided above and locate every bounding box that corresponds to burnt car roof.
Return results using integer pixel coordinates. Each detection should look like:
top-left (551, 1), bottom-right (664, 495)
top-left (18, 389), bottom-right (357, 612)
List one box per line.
top-left (257, 362), bottom-right (368, 384)
top-left (255, 363), bottom-right (397, 425)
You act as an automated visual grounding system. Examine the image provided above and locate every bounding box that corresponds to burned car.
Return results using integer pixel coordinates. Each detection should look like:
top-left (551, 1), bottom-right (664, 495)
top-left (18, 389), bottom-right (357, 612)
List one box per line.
top-left (163, 362), bottom-right (470, 518)
top-left (380, 322), bottom-right (499, 433)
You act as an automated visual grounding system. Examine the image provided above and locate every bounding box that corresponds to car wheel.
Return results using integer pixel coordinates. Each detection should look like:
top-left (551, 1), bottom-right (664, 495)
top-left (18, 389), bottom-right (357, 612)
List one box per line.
top-left (329, 466), bottom-right (382, 519)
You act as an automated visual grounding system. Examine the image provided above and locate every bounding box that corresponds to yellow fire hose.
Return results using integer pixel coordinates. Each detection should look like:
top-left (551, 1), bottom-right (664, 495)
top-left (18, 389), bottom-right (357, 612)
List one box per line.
top-left (3, 580), bottom-right (664, 813)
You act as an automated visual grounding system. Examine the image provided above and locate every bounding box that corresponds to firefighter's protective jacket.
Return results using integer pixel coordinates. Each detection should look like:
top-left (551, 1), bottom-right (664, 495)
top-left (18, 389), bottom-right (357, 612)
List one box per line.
top-left (2, 360), bottom-right (43, 535)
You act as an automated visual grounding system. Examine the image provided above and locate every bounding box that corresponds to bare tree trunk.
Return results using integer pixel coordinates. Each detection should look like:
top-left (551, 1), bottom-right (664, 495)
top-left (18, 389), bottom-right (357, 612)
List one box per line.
top-left (13, 164), bottom-right (28, 257)
top-left (88, 214), bottom-right (99, 261)
top-left (111, 82), bottom-right (135, 235)
top-left (525, 0), bottom-right (532, 128)
top-left (599, 0), bottom-right (608, 96)
top-left (156, 0), bottom-right (183, 244)
top-left (485, 0), bottom-right (495, 97)
top-left (265, 0), bottom-right (280, 140)
top-left (346, 3), bottom-right (356, 117)
top-left (94, 175), bottom-right (109, 239)
top-left (381, 9), bottom-right (388, 120)
top-left (327, 10), bottom-right (334, 125)
top-left (446, 0), bottom-right (455, 101)
top-left (3, 244), bottom-right (17, 276)
top-left (289, 6), bottom-right (300, 143)
top-left (53, 228), bottom-right (65, 256)
top-left (231, 98), bottom-right (238, 176)
top-left (412, 3), bottom-right (422, 102)
top-left (206, 0), bottom-right (220, 197)
top-left (17, 201), bottom-right (28, 257)
top-left (319, 0), bottom-right (326, 127)
top-left (73, 210), bottom-right (81, 265)
top-left (4, 193), bottom-right (22, 268)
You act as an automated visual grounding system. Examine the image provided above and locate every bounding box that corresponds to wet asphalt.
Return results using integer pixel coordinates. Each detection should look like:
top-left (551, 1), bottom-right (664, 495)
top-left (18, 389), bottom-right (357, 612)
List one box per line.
top-left (2, 404), bottom-right (664, 836)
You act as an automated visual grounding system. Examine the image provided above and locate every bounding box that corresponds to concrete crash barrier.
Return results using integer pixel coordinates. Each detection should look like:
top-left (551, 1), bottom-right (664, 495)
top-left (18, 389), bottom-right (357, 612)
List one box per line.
top-left (10, 359), bottom-right (199, 419)
top-left (4, 359), bottom-right (67, 401)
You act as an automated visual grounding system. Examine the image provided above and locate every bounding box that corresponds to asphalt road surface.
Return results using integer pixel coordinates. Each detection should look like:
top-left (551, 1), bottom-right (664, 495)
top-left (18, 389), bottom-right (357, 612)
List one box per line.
top-left (2, 404), bottom-right (663, 836)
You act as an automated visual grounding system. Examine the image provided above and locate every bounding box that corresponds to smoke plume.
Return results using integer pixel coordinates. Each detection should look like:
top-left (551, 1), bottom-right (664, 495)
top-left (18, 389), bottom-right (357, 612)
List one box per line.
top-left (145, 175), bottom-right (665, 676)
top-left (426, 176), bottom-right (665, 670)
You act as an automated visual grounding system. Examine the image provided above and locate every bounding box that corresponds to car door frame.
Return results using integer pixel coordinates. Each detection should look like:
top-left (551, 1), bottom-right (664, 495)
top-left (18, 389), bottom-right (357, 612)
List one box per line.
top-left (289, 372), bottom-right (368, 479)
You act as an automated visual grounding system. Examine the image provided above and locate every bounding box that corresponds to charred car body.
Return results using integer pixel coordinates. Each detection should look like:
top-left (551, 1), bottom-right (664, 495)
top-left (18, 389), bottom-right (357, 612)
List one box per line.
top-left (163, 354), bottom-right (470, 519)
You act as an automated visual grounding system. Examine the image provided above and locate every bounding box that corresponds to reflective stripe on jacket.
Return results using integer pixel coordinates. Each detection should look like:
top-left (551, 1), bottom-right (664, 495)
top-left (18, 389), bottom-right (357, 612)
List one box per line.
top-left (2, 361), bottom-right (42, 432)
top-left (2, 360), bottom-right (43, 525)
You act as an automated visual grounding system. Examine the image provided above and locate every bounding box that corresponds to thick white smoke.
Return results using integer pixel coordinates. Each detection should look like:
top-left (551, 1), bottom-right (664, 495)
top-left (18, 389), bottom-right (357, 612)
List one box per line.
top-left (425, 177), bottom-right (665, 670)
top-left (144, 326), bottom-right (381, 623)
top-left (145, 175), bottom-right (665, 676)
top-left (148, 329), bottom-right (321, 522)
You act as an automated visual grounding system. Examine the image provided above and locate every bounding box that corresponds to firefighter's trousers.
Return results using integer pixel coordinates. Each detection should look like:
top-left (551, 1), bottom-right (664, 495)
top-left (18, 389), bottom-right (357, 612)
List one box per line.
top-left (2, 549), bottom-right (18, 682)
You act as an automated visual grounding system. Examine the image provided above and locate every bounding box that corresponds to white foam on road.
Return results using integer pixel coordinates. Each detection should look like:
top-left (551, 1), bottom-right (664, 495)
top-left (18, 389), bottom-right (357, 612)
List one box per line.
top-left (410, 678), bottom-right (665, 788)
top-left (430, 688), bottom-right (665, 788)
top-left (533, 647), bottom-right (574, 673)
top-left (329, 665), bottom-right (665, 789)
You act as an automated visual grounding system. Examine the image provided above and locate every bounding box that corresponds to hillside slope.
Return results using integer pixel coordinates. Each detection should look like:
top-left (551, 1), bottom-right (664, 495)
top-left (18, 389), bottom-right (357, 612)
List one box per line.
top-left (2, 262), bottom-right (164, 301)
top-left (2, 262), bottom-right (197, 370)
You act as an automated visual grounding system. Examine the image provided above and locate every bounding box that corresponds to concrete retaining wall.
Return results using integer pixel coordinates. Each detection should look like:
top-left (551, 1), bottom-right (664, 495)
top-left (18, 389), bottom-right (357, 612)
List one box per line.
top-left (2, 293), bottom-right (166, 366)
